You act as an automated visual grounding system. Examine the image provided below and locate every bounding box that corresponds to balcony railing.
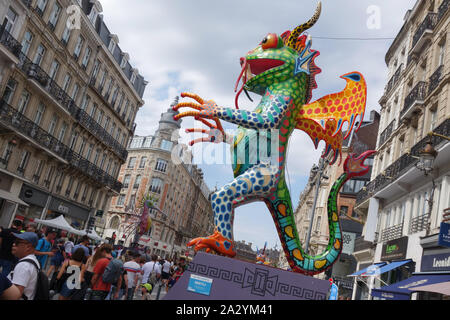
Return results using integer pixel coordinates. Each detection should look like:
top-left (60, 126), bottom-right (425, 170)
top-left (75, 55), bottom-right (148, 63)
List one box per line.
top-left (410, 213), bottom-right (429, 234)
top-left (428, 65), bottom-right (444, 95)
top-left (384, 64), bottom-right (403, 96)
top-left (411, 13), bottom-right (437, 50)
top-left (381, 223), bottom-right (404, 242)
top-left (400, 81), bottom-right (428, 118)
top-left (438, 0), bottom-right (449, 22)
top-left (0, 27), bottom-right (22, 58)
top-left (0, 100), bottom-right (123, 193)
top-left (379, 120), bottom-right (396, 147)
top-left (16, 52), bottom-right (128, 161)
top-left (356, 118), bottom-right (450, 205)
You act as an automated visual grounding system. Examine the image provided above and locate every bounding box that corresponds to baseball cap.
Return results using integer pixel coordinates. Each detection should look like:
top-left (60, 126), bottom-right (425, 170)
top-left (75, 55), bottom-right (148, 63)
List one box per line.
top-left (13, 232), bottom-right (38, 247)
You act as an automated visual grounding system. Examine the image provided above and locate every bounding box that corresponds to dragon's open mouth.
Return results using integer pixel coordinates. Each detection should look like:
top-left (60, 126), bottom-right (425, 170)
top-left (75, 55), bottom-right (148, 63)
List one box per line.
top-left (245, 58), bottom-right (285, 79)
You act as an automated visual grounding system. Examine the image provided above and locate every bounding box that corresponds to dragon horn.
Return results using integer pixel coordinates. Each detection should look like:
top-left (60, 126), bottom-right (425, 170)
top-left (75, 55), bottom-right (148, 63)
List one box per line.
top-left (285, 2), bottom-right (322, 49)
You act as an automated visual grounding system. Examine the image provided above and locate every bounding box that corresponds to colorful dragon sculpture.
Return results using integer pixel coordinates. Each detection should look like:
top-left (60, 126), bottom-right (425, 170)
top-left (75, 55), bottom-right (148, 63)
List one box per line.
top-left (173, 2), bottom-right (374, 275)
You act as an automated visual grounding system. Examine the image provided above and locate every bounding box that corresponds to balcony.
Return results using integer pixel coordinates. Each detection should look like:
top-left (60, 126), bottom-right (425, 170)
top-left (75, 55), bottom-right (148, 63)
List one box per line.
top-left (428, 65), bottom-right (444, 95)
top-left (379, 120), bottom-right (396, 147)
top-left (383, 64), bottom-right (403, 99)
top-left (438, 0), bottom-right (449, 22)
top-left (380, 223), bottom-right (404, 242)
top-left (400, 81), bottom-right (428, 119)
top-left (0, 27), bottom-right (22, 64)
top-left (16, 52), bottom-right (128, 162)
top-left (409, 213), bottom-right (429, 234)
top-left (410, 13), bottom-right (437, 55)
top-left (0, 100), bottom-right (123, 193)
top-left (356, 118), bottom-right (450, 205)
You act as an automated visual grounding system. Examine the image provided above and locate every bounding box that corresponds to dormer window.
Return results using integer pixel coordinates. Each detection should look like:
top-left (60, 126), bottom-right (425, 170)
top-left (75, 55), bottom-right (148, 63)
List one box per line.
top-left (89, 7), bottom-right (98, 25)
top-left (108, 39), bottom-right (116, 53)
top-left (120, 52), bottom-right (129, 69)
top-left (108, 34), bottom-right (119, 54)
top-left (130, 68), bottom-right (138, 85)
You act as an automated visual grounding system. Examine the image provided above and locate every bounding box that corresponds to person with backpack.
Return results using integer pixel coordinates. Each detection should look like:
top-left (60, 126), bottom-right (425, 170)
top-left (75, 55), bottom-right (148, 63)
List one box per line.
top-left (56, 247), bottom-right (85, 300)
top-left (123, 252), bottom-right (142, 300)
top-left (104, 251), bottom-right (124, 300)
top-left (8, 232), bottom-right (49, 300)
top-left (90, 244), bottom-right (121, 300)
top-left (141, 254), bottom-right (161, 300)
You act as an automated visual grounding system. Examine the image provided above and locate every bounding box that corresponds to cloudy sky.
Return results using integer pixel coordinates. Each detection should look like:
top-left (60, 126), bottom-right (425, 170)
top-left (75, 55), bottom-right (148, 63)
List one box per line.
top-left (100, 0), bottom-right (417, 252)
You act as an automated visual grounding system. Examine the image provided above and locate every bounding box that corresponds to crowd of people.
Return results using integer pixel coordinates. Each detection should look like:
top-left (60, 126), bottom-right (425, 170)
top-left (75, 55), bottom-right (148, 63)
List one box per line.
top-left (0, 220), bottom-right (188, 300)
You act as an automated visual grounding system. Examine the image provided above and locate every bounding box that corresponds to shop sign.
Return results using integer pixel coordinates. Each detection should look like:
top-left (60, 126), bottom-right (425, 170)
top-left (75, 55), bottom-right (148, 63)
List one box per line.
top-left (421, 252), bottom-right (450, 272)
top-left (342, 232), bottom-right (356, 255)
top-left (381, 236), bottom-right (408, 261)
top-left (438, 222), bottom-right (450, 248)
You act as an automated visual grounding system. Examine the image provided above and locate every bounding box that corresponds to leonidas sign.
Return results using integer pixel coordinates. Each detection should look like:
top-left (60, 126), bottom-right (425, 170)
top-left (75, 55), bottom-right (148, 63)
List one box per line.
top-left (381, 236), bottom-right (408, 261)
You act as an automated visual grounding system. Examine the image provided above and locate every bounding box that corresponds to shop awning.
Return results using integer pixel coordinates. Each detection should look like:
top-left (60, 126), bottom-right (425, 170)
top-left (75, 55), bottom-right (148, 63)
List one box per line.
top-left (364, 259), bottom-right (412, 276)
top-left (0, 189), bottom-right (29, 206)
top-left (412, 281), bottom-right (450, 296)
top-left (371, 273), bottom-right (450, 300)
top-left (347, 262), bottom-right (387, 277)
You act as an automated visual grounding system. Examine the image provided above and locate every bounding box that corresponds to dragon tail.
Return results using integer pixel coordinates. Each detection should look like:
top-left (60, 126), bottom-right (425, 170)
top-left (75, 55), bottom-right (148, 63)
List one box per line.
top-left (266, 151), bottom-right (375, 275)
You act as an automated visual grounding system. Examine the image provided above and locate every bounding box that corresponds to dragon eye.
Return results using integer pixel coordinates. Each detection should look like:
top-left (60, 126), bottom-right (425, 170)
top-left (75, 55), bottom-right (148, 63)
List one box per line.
top-left (261, 33), bottom-right (280, 50)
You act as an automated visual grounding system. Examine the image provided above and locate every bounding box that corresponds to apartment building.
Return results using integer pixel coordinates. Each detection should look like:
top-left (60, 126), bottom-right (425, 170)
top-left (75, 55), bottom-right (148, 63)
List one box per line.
top-left (0, 0), bottom-right (147, 232)
top-left (352, 0), bottom-right (449, 300)
top-left (104, 101), bottom-right (214, 259)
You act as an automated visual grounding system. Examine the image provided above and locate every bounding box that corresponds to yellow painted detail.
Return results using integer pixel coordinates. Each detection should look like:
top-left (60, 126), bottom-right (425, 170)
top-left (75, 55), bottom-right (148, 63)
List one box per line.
top-left (314, 259), bottom-right (327, 269)
top-left (285, 226), bottom-right (294, 238)
top-left (293, 249), bottom-right (303, 261)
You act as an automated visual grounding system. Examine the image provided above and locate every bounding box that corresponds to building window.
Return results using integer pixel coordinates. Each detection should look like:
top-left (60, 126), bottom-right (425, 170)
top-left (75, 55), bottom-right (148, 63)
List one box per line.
top-left (65, 176), bottom-right (74, 197)
top-left (81, 46), bottom-right (92, 69)
top-left (97, 109), bottom-right (104, 125)
top-left (4, 7), bottom-right (17, 33)
top-left (108, 38), bottom-right (116, 53)
top-left (123, 174), bottom-right (131, 188)
top-left (48, 2), bottom-right (61, 30)
top-left (89, 103), bottom-right (97, 118)
top-left (155, 159), bottom-right (168, 172)
top-left (33, 44), bottom-right (46, 66)
top-left (134, 175), bottom-right (141, 189)
top-left (91, 59), bottom-right (100, 80)
top-left (104, 117), bottom-right (110, 132)
top-left (160, 140), bottom-right (173, 151)
top-left (120, 56), bottom-right (128, 69)
top-left (80, 94), bottom-right (90, 110)
top-left (315, 216), bottom-right (322, 232)
top-left (116, 195), bottom-right (125, 206)
top-left (36, 0), bottom-right (48, 16)
top-left (86, 144), bottom-right (93, 160)
top-left (99, 153), bottom-right (107, 169)
top-left (128, 157), bottom-right (136, 169)
top-left (34, 103), bottom-right (46, 126)
top-left (33, 160), bottom-right (44, 183)
top-left (57, 121), bottom-right (68, 141)
top-left (129, 137), bottom-right (143, 149)
top-left (149, 178), bottom-right (163, 194)
top-left (61, 23), bottom-right (71, 45)
top-left (139, 156), bottom-right (147, 168)
top-left (62, 73), bottom-right (71, 92)
top-left (339, 206), bottom-right (349, 217)
top-left (17, 90), bottom-right (30, 114)
top-left (17, 151), bottom-right (30, 175)
top-left (73, 35), bottom-right (84, 59)
top-left (93, 149), bottom-right (100, 166)
top-left (438, 41), bottom-right (445, 66)
top-left (70, 83), bottom-right (80, 101)
top-left (69, 130), bottom-right (78, 149)
top-left (130, 72), bottom-right (136, 85)
top-left (21, 31), bottom-right (33, 56)
top-left (49, 60), bottom-right (60, 80)
top-left (89, 6), bottom-right (98, 24)
top-left (2, 78), bottom-right (17, 104)
top-left (430, 109), bottom-right (437, 131)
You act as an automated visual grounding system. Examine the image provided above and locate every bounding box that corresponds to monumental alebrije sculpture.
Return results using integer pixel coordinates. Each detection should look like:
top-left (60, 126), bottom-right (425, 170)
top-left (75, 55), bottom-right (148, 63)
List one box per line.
top-left (173, 2), bottom-right (375, 275)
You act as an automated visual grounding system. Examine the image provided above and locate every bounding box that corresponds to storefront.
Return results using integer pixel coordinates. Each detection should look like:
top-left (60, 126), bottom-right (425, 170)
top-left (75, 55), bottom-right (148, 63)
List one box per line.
top-left (17, 184), bottom-right (90, 231)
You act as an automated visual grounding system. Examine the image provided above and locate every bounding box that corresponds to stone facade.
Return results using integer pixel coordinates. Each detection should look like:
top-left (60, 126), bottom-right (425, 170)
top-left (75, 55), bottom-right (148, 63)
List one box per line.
top-left (0, 0), bottom-right (146, 232)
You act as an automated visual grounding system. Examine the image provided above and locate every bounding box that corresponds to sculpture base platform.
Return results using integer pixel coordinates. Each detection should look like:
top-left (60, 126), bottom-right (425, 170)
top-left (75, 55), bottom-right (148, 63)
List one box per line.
top-left (164, 252), bottom-right (330, 300)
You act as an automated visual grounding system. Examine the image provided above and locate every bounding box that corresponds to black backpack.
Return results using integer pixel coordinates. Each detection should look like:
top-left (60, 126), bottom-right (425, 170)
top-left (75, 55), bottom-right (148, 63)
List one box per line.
top-left (17, 259), bottom-right (50, 300)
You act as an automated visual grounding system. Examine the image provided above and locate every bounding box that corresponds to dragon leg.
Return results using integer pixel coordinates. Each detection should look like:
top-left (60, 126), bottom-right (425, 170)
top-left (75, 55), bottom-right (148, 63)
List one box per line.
top-left (264, 173), bottom-right (343, 276)
top-left (187, 164), bottom-right (279, 257)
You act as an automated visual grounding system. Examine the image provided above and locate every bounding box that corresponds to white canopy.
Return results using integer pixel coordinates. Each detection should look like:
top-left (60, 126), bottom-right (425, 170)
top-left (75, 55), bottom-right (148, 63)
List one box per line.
top-left (34, 215), bottom-right (78, 234)
top-left (69, 228), bottom-right (103, 241)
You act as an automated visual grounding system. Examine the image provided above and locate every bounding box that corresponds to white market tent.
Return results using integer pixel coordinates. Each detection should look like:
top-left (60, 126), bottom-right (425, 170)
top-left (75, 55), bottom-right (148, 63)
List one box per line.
top-left (70, 227), bottom-right (103, 242)
top-left (34, 215), bottom-right (79, 234)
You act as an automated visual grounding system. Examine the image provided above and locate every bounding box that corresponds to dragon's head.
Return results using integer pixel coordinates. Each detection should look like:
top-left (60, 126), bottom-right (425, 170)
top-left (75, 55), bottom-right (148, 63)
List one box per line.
top-left (343, 150), bottom-right (377, 179)
top-left (235, 2), bottom-right (322, 108)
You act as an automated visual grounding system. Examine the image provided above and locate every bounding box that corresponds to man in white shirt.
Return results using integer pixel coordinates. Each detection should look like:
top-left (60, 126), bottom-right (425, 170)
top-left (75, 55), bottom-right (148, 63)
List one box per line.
top-left (8, 232), bottom-right (40, 300)
top-left (123, 252), bottom-right (142, 300)
top-left (161, 258), bottom-right (171, 292)
top-left (141, 254), bottom-right (161, 300)
top-left (64, 237), bottom-right (74, 257)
